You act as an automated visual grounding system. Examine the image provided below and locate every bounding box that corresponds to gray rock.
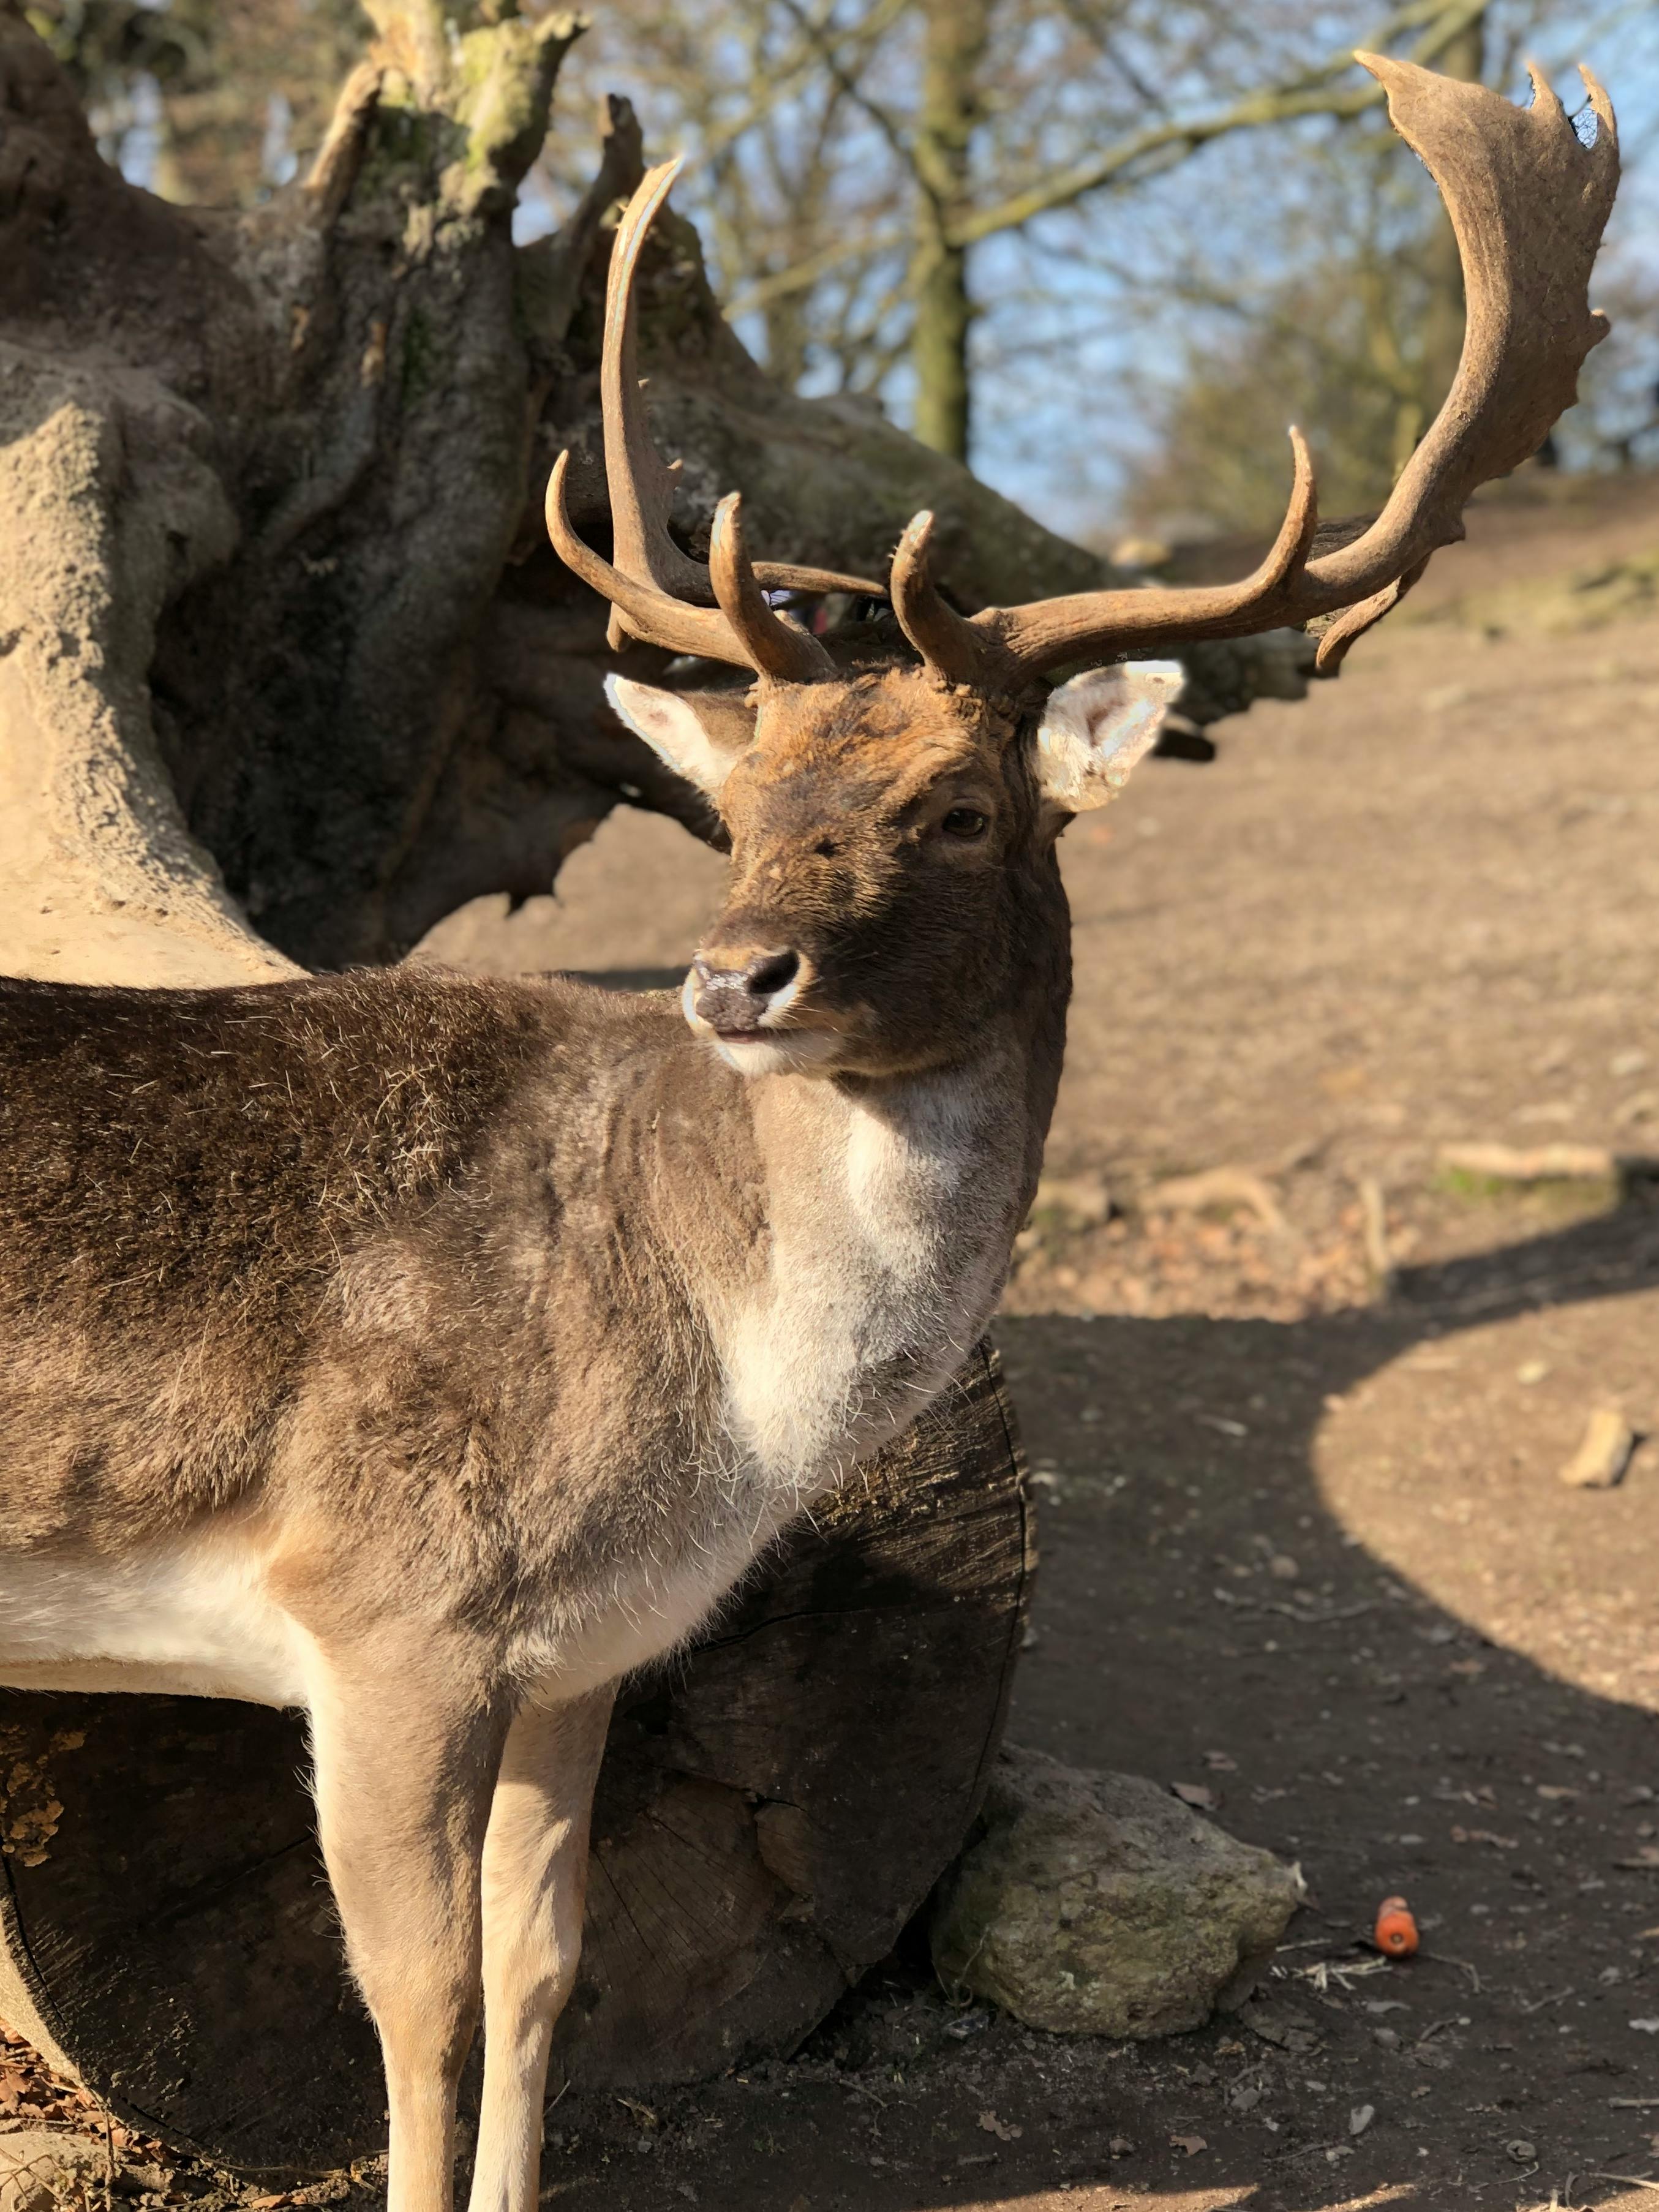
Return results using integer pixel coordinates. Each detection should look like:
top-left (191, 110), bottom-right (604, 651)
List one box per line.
top-left (930, 1745), bottom-right (1306, 2038)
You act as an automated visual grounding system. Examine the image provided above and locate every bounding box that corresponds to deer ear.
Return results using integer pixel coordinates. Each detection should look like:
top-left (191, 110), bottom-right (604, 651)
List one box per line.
top-left (605, 675), bottom-right (758, 799)
top-left (1033, 660), bottom-right (1184, 812)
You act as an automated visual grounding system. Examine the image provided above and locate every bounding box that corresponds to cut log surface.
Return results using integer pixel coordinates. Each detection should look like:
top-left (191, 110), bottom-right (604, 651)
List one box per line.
top-left (0, 1345), bottom-right (1030, 2176)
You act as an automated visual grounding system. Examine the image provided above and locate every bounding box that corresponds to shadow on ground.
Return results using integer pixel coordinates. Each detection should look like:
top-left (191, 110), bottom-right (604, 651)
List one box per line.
top-left (532, 1191), bottom-right (1659, 2212)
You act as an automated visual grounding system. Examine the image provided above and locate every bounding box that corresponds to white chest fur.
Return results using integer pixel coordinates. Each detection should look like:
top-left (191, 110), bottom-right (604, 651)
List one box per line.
top-left (515, 1055), bottom-right (1026, 1698)
top-left (717, 1051), bottom-right (1024, 1492)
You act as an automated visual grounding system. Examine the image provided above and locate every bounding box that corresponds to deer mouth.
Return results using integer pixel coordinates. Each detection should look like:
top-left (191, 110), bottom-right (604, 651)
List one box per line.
top-left (680, 967), bottom-right (845, 1073)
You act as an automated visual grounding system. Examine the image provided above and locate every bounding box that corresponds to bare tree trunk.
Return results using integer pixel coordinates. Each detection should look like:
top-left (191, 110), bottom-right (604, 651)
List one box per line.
top-left (909, 0), bottom-right (990, 462)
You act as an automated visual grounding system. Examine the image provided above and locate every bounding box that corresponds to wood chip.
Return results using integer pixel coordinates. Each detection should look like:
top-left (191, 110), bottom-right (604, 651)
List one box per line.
top-left (1559, 1408), bottom-right (1638, 1491)
top-left (1439, 1140), bottom-right (1618, 1182)
top-left (1143, 1167), bottom-right (1286, 1232)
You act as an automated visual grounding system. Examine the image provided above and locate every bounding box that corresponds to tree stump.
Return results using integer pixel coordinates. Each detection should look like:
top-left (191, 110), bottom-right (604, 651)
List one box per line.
top-left (0, 1345), bottom-right (1030, 2176)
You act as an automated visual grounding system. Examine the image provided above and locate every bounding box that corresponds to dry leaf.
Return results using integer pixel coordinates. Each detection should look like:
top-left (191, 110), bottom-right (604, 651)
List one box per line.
top-left (978, 2110), bottom-right (1023, 2142)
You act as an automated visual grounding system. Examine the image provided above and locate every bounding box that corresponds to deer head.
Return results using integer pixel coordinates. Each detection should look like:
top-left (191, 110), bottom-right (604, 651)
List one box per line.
top-left (548, 57), bottom-right (1616, 1082)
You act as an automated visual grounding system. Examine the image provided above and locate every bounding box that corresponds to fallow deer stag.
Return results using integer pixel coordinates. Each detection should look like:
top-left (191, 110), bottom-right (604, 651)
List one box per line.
top-left (0, 53), bottom-right (1614, 2212)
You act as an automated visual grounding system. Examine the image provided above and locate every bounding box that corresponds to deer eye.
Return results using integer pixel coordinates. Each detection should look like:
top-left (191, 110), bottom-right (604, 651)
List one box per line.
top-left (941, 806), bottom-right (989, 840)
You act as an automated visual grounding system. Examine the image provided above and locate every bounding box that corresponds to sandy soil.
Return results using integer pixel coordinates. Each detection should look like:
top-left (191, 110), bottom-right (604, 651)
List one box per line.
top-left (415, 476), bottom-right (1659, 2212)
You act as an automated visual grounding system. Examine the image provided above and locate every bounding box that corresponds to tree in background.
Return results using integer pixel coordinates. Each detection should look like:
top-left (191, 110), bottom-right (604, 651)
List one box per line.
top-left (541, 0), bottom-right (1516, 468)
top-left (24, 0), bottom-right (1652, 533)
top-left (23, 0), bottom-right (363, 200)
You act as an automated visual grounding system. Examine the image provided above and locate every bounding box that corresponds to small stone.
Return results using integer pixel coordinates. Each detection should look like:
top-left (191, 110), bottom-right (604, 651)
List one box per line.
top-left (1241, 1996), bottom-right (1321, 2053)
top-left (1558, 1408), bottom-right (1637, 1490)
top-left (930, 1746), bottom-right (1305, 2039)
top-left (1349, 2103), bottom-right (1375, 2136)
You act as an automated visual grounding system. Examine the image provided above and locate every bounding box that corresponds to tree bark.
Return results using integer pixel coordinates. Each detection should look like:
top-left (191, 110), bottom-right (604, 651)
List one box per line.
top-left (909, 0), bottom-right (990, 462)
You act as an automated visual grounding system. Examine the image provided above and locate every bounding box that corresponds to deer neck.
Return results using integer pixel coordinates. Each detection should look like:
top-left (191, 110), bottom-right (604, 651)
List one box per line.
top-left (686, 937), bottom-right (1067, 1497)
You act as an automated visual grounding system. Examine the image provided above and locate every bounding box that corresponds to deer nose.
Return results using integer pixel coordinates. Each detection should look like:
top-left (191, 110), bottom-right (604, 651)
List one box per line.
top-left (692, 947), bottom-right (802, 1033)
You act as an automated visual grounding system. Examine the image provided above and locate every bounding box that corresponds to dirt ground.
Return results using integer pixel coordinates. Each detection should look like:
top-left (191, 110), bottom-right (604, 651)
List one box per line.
top-left (11, 476), bottom-right (1659, 2212)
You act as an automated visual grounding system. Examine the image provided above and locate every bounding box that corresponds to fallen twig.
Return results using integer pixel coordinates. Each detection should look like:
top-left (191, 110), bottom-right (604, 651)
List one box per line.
top-left (1424, 1949), bottom-right (1483, 1993)
top-left (1438, 1140), bottom-right (1622, 1183)
top-left (1143, 1166), bottom-right (1288, 1233)
top-left (1358, 1175), bottom-right (1394, 1300)
top-left (839, 2080), bottom-right (889, 2109)
top-left (1209, 1588), bottom-right (1378, 1625)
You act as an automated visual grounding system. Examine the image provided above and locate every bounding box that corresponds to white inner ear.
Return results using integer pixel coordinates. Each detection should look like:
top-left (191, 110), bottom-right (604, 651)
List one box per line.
top-left (605, 674), bottom-right (746, 799)
top-left (1034, 659), bottom-right (1186, 813)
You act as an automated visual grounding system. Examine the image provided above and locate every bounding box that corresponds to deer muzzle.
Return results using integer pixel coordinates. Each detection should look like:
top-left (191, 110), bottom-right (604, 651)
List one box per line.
top-left (690, 947), bottom-right (805, 1036)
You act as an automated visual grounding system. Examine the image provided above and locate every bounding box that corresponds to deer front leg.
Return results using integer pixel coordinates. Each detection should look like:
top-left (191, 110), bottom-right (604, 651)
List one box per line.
top-left (467, 1685), bottom-right (614, 2212)
top-left (305, 1642), bottom-right (509, 2212)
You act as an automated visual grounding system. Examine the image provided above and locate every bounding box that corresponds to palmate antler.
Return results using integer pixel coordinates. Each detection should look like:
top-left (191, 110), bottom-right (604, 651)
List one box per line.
top-left (896, 55), bottom-right (1619, 685)
top-left (549, 55), bottom-right (1617, 691)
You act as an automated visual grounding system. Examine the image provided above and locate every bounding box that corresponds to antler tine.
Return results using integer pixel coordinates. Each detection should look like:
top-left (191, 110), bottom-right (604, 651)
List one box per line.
top-left (601, 157), bottom-right (714, 619)
top-left (969, 58), bottom-right (1616, 679)
top-left (546, 451), bottom-right (742, 664)
top-left (709, 495), bottom-right (832, 680)
top-left (889, 511), bottom-right (1007, 687)
top-left (551, 159), bottom-right (861, 677)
